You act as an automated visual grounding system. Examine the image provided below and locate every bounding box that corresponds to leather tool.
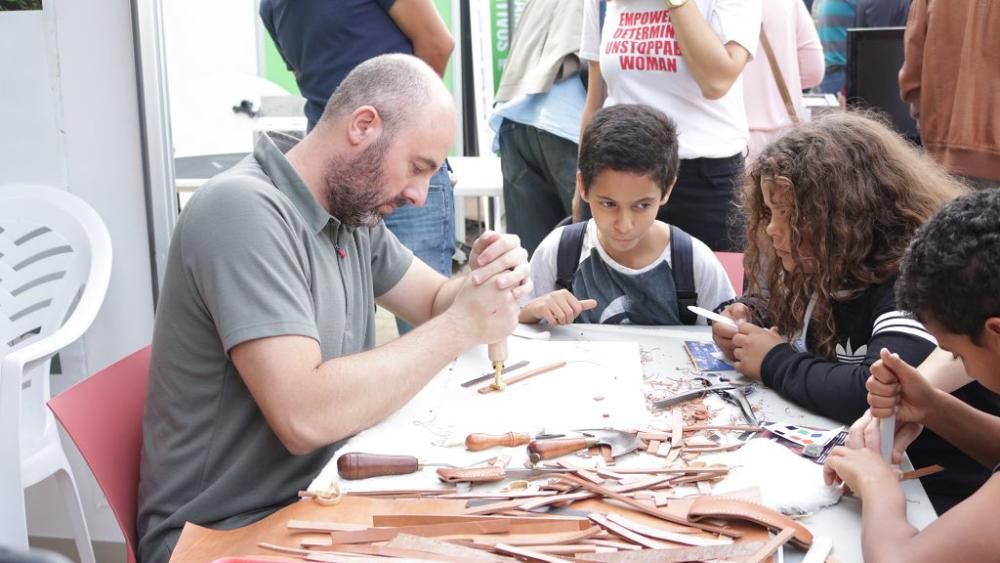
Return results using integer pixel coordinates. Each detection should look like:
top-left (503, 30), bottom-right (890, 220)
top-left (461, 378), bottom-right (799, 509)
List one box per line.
top-left (337, 452), bottom-right (491, 480)
top-left (465, 432), bottom-right (533, 451)
top-left (477, 361), bottom-right (567, 394)
top-left (527, 429), bottom-right (642, 463)
top-left (460, 360), bottom-right (529, 387)
top-left (652, 382), bottom-right (752, 410)
top-left (488, 339), bottom-right (508, 390)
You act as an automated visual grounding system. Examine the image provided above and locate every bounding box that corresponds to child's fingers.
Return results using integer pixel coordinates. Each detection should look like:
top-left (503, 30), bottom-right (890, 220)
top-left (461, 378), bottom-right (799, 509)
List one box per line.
top-left (724, 303), bottom-right (751, 322)
top-left (579, 299), bottom-right (598, 311)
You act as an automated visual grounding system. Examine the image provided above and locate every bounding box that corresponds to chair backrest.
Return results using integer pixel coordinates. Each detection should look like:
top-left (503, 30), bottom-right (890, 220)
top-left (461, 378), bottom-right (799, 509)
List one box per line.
top-left (48, 346), bottom-right (152, 563)
top-left (0, 184), bottom-right (113, 451)
top-left (714, 251), bottom-right (746, 298)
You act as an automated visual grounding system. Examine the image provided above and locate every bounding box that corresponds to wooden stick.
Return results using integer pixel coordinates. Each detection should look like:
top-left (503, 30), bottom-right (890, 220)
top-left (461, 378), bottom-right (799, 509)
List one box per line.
top-left (478, 361), bottom-right (567, 394)
top-left (670, 410), bottom-right (684, 447)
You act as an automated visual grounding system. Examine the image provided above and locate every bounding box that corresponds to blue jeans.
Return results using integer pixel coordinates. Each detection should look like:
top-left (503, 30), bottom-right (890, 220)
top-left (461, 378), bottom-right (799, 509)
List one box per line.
top-left (818, 67), bottom-right (845, 96)
top-left (382, 163), bottom-right (455, 333)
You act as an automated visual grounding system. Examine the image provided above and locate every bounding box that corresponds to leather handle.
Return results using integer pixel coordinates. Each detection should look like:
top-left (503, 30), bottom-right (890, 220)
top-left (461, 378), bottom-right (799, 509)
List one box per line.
top-left (465, 432), bottom-right (532, 451)
top-left (528, 437), bottom-right (596, 462)
top-left (337, 452), bottom-right (420, 480)
top-left (436, 465), bottom-right (507, 483)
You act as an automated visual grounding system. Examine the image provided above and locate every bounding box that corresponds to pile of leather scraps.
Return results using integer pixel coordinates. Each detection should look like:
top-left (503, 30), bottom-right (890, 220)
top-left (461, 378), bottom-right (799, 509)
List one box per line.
top-left (258, 463), bottom-right (813, 563)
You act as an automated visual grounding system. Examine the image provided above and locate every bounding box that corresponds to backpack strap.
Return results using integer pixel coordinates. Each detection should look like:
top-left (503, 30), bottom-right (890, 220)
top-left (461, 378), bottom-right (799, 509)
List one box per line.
top-left (555, 222), bottom-right (588, 291)
top-left (670, 225), bottom-right (699, 325)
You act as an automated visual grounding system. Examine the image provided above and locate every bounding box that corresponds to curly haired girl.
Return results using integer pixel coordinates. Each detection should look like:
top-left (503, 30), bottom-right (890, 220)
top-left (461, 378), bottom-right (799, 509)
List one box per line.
top-left (714, 112), bottom-right (964, 421)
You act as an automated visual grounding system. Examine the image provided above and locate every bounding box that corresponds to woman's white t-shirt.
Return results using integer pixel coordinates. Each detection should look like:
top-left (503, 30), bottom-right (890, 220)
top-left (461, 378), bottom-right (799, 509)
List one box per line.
top-left (581, 0), bottom-right (762, 159)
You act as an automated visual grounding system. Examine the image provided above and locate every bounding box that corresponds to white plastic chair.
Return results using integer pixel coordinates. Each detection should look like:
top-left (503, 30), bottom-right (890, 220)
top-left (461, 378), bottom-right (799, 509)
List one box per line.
top-left (0, 184), bottom-right (111, 562)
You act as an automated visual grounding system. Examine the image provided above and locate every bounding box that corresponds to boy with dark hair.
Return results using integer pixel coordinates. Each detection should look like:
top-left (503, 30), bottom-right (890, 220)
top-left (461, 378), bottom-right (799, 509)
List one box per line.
top-left (824, 188), bottom-right (1000, 562)
top-left (519, 104), bottom-right (735, 325)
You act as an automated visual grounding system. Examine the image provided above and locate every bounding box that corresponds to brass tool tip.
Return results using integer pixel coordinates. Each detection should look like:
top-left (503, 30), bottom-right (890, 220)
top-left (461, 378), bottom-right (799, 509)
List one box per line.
top-left (491, 362), bottom-right (505, 391)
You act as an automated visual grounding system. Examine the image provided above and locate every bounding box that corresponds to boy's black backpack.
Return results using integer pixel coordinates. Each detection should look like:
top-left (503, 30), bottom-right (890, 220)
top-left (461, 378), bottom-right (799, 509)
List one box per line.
top-left (554, 221), bottom-right (698, 325)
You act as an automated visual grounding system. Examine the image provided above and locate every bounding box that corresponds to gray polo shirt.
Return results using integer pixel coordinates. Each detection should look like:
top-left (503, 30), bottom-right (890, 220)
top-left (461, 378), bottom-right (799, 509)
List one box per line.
top-left (136, 134), bottom-right (413, 563)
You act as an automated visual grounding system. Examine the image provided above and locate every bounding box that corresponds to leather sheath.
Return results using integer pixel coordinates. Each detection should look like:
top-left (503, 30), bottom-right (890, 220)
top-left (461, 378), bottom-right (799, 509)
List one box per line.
top-left (436, 465), bottom-right (507, 483)
top-left (686, 496), bottom-right (814, 549)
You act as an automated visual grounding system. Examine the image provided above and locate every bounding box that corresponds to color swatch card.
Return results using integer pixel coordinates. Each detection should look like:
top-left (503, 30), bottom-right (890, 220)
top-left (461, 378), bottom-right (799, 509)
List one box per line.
top-left (683, 340), bottom-right (735, 372)
top-left (763, 422), bottom-right (844, 449)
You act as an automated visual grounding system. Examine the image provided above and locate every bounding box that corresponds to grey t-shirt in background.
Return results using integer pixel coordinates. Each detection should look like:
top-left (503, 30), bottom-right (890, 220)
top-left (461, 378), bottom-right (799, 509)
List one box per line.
top-left (136, 134), bottom-right (413, 563)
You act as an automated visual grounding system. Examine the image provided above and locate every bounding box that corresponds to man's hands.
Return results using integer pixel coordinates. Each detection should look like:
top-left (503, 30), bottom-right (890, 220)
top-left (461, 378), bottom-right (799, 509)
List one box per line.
top-left (731, 322), bottom-right (787, 381)
top-left (712, 303), bottom-right (752, 360)
top-left (520, 289), bottom-right (598, 325)
top-left (447, 231), bottom-right (532, 345)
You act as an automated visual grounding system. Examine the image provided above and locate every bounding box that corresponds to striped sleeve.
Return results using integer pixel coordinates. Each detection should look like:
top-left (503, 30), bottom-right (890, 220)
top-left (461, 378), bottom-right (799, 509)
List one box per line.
top-left (871, 311), bottom-right (938, 345)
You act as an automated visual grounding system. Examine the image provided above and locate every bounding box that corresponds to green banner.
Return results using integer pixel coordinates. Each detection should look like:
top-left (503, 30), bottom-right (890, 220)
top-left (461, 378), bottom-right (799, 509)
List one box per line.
top-left (490, 0), bottom-right (526, 93)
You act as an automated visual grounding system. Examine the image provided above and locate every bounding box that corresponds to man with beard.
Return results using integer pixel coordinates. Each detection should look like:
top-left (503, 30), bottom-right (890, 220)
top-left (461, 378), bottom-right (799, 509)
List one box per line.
top-left (135, 55), bottom-right (531, 563)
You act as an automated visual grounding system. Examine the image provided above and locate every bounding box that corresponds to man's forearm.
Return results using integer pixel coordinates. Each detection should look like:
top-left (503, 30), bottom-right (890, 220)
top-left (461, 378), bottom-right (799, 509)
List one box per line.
top-left (431, 273), bottom-right (466, 316)
top-left (923, 389), bottom-right (1000, 468)
top-left (300, 310), bottom-right (473, 449)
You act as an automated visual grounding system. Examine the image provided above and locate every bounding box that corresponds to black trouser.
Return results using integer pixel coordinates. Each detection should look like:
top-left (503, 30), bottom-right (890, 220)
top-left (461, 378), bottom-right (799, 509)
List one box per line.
top-left (499, 119), bottom-right (588, 257)
top-left (657, 153), bottom-right (746, 252)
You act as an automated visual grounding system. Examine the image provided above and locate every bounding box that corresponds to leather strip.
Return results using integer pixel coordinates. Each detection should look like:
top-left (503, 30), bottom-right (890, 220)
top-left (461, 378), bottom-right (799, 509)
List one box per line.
top-left (575, 541), bottom-right (767, 562)
top-left (372, 514), bottom-right (589, 532)
top-left (744, 527), bottom-right (796, 563)
top-left (302, 519), bottom-right (511, 545)
top-left (494, 543), bottom-right (574, 563)
top-left (587, 513), bottom-right (671, 549)
top-left (686, 496), bottom-right (813, 549)
top-left (556, 474), bottom-right (740, 537)
top-left (437, 465), bottom-right (508, 483)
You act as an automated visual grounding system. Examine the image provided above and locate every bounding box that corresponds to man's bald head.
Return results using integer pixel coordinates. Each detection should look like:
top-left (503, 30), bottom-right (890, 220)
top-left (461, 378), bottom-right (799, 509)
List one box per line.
top-left (316, 54), bottom-right (453, 135)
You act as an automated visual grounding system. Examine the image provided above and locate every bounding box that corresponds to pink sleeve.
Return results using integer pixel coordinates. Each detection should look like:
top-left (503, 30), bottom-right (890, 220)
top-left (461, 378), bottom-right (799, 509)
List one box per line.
top-left (795, 0), bottom-right (825, 88)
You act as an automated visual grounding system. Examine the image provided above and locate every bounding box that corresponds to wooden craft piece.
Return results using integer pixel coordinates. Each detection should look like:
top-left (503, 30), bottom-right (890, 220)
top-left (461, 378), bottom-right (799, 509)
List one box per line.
top-left (646, 440), bottom-right (661, 454)
top-left (744, 527), bottom-right (796, 563)
top-left (686, 495), bottom-right (813, 549)
top-left (477, 361), bottom-right (567, 394)
top-left (655, 442), bottom-right (673, 457)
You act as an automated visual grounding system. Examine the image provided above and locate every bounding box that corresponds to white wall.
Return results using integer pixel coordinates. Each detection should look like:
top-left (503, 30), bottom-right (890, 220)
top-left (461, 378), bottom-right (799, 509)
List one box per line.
top-left (1, 0), bottom-right (156, 545)
top-left (163, 0), bottom-right (287, 158)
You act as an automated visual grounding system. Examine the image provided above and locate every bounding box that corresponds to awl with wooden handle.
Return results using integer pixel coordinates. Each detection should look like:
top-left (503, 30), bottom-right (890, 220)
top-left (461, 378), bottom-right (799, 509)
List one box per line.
top-left (465, 432), bottom-right (532, 451)
top-left (337, 452), bottom-right (466, 480)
